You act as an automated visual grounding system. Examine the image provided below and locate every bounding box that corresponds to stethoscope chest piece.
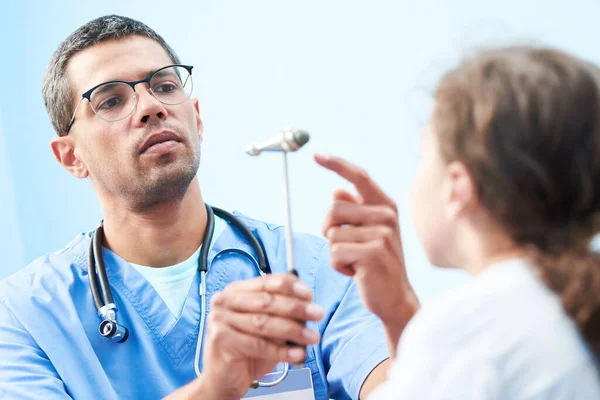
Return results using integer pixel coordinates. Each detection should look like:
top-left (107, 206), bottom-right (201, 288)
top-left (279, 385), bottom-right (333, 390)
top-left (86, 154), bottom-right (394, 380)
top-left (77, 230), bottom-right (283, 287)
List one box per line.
top-left (99, 319), bottom-right (129, 343)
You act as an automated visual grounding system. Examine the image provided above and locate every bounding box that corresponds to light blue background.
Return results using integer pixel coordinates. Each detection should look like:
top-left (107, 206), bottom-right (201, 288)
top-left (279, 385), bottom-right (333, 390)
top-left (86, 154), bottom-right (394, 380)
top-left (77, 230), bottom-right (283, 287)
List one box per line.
top-left (1, 0), bottom-right (599, 302)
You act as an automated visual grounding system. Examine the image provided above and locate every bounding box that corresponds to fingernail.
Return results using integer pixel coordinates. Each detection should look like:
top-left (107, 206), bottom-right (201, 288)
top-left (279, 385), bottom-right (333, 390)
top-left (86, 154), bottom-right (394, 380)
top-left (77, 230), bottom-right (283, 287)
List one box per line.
top-left (293, 282), bottom-right (312, 299)
top-left (288, 347), bottom-right (305, 362)
top-left (303, 328), bottom-right (320, 342)
top-left (306, 303), bottom-right (324, 319)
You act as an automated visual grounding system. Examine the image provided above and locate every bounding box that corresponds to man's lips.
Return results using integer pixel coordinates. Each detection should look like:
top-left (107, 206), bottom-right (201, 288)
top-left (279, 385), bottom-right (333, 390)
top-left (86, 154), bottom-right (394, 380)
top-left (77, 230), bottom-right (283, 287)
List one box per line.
top-left (140, 131), bottom-right (182, 154)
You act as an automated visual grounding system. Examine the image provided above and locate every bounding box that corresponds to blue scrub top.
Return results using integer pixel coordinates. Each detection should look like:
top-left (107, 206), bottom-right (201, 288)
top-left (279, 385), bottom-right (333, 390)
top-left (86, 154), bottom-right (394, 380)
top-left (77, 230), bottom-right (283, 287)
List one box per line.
top-left (0, 212), bottom-right (389, 400)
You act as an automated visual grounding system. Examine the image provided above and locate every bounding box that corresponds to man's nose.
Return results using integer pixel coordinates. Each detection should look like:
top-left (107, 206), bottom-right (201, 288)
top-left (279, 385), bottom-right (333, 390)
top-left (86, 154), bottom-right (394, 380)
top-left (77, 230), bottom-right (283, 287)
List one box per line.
top-left (133, 86), bottom-right (168, 126)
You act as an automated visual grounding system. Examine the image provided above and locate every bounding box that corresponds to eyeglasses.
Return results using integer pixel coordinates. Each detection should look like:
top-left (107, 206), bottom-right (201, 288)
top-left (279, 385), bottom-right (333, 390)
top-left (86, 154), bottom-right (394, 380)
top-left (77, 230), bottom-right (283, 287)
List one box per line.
top-left (65, 64), bottom-right (194, 134)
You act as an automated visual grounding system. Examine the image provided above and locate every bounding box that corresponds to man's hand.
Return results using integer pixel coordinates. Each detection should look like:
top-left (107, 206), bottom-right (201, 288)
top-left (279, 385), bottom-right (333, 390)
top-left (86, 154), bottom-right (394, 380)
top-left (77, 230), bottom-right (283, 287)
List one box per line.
top-left (315, 153), bottom-right (419, 358)
top-left (197, 274), bottom-right (324, 399)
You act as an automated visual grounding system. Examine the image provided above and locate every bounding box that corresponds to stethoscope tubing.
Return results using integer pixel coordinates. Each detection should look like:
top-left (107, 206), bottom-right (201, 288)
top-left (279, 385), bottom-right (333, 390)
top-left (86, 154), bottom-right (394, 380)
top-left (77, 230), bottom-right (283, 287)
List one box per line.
top-left (88, 204), bottom-right (290, 388)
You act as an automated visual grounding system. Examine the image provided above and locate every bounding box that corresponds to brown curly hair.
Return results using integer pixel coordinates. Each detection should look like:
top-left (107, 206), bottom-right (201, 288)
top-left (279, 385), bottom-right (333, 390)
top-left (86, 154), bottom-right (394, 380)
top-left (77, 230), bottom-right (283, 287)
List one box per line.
top-left (433, 46), bottom-right (600, 355)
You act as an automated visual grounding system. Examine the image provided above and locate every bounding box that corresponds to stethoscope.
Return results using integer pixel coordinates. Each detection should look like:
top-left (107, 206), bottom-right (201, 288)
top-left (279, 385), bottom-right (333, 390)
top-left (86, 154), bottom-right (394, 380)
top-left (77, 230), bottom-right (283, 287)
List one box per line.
top-left (88, 203), bottom-right (290, 388)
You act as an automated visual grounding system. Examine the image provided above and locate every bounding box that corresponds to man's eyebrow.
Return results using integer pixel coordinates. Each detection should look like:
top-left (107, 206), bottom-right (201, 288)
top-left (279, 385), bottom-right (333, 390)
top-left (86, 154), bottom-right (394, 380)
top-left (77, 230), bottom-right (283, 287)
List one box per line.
top-left (151, 68), bottom-right (179, 79)
top-left (94, 82), bottom-right (124, 95)
top-left (142, 68), bottom-right (161, 79)
top-left (97, 68), bottom-right (163, 85)
top-left (87, 66), bottom-right (176, 92)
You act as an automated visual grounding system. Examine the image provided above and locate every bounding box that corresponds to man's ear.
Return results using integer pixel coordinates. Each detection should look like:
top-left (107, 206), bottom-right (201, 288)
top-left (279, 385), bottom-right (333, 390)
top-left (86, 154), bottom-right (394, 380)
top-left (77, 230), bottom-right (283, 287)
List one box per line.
top-left (192, 98), bottom-right (204, 143)
top-left (50, 135), bottom-right (89, 179)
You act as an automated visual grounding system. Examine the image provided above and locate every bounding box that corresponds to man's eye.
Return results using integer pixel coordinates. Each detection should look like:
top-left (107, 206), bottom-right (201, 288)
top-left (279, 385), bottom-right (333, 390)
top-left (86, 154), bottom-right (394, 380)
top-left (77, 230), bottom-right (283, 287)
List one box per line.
top-left (154, 83), bottom-right (177, 93)
top-left (99, 96), bottom-right (123, 110)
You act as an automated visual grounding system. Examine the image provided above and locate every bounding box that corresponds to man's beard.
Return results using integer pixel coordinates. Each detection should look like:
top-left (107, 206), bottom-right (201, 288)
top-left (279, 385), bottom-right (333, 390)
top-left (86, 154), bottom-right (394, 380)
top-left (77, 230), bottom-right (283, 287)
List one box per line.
top-left (128, 153), bottom-right (201, 212)
top-left (92, 123), bottom-right (203, 212)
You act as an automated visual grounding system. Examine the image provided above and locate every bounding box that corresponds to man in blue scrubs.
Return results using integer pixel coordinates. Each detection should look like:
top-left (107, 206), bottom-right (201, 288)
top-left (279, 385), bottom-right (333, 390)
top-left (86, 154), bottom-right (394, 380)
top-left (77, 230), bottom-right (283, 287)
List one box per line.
top-left (0, 15), bottom-right (389, 400)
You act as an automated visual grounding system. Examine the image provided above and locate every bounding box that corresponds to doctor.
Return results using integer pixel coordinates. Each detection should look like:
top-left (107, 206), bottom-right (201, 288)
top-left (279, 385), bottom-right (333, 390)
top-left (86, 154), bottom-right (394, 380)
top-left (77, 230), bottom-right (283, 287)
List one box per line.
top-left (0, 15), bottom-right (390, 400)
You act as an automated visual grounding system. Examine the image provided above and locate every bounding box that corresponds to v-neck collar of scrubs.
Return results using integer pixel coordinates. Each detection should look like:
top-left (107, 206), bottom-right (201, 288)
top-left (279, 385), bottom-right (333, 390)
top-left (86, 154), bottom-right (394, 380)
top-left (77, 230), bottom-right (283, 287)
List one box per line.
top-left (96, 213), bottom-right (262, 366)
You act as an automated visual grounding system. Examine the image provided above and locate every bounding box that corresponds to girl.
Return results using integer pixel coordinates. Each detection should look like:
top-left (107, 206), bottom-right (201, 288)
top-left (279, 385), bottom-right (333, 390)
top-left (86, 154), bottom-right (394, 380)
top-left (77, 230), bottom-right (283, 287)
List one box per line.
top-left (316, 46), bottom-right (600, 398)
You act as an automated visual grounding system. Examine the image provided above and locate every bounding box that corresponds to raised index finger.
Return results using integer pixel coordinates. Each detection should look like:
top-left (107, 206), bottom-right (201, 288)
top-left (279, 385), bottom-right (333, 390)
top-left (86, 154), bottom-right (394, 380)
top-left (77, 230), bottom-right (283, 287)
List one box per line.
top-left (314, 153), bottom-right (394, 206)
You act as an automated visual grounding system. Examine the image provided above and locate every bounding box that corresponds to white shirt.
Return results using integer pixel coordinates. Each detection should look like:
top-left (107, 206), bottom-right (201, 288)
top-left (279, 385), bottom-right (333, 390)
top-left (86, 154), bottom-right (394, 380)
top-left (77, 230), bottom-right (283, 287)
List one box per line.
top-left (369, 259), bottom-right (600, 399)
top-left (130, 215), bottom-right (227, 318)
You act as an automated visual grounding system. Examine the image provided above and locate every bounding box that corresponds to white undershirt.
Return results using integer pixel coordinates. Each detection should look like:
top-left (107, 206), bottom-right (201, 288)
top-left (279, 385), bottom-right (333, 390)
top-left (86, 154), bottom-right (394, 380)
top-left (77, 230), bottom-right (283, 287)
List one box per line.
top-left (129, 215), bottom-right (227, 318)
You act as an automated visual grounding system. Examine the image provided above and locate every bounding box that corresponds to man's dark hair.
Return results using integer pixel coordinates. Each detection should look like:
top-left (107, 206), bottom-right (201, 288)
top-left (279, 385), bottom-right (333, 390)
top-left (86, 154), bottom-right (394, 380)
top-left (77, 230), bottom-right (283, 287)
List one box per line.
top-left (42, 15), bottom-right (180, 136)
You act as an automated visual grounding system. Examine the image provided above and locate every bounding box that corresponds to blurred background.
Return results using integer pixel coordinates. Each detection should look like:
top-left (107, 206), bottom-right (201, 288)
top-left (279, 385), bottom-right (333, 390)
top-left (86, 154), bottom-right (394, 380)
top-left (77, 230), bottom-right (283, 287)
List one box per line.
top-left (1, 0), bottom-right (599, 302)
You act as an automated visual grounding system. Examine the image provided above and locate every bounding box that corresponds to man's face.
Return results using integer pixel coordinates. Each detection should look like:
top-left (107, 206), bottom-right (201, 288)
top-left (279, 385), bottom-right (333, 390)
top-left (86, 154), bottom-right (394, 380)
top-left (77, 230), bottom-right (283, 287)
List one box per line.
top-left (53, 35), bottom-right (203, 211)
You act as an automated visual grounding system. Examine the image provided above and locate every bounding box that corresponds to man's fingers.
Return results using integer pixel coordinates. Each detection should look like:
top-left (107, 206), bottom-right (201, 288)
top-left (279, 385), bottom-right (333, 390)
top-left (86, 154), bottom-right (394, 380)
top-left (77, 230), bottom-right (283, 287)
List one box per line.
top-left (332, 188), bottom-right (360, 203)
top-left (329, 241), bottom-right (388, 270)
top-left (314, 153), bottom-right (395, 206)
top-left (331, 262), bottom-right (356, 278)
top-left (326, 225), bottom-right (398, 244)
top-left (219, 311), bottom-right (321, 346)
top-left (323, 201), bottom-right (398, 235)
top-left (330, 242), bottom-right (367, 268)
top-left (223, 274), bottom-right (313, 301)
top-left (211, 291), bottom-right (324, 322)
top-left (210, 322), bottom-right (306, 364)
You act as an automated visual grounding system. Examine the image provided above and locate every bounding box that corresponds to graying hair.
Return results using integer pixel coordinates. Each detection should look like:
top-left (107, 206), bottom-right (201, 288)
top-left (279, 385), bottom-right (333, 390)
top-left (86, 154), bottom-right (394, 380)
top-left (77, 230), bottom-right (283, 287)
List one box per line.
top-left (42, 15), bottom-right (181, 136)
